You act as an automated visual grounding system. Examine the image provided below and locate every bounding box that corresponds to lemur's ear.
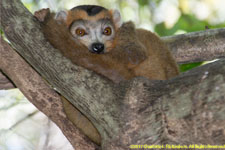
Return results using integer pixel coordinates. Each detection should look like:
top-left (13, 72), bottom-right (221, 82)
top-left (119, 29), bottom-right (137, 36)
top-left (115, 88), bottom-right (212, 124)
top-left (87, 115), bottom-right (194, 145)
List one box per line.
top-left (110, 9), bottom-right (122, 29)
top-left (55, 10), bottom-right (68, 23)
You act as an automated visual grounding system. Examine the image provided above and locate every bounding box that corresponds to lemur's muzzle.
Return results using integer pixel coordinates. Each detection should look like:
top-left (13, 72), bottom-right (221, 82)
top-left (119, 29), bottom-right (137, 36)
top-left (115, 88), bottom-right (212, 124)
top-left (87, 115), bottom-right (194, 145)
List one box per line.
top-left (91, 42), bottom-right (104, 54)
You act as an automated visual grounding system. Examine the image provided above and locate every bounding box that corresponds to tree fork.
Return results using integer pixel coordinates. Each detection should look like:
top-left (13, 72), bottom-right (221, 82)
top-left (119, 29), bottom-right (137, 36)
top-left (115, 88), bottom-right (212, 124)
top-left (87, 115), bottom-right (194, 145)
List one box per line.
top-left (1, 0), bottom-right (225, 149)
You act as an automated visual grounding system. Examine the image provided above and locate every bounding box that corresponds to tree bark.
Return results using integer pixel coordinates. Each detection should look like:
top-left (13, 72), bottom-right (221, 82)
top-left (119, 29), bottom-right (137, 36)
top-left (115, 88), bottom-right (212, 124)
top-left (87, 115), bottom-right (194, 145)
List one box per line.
top-left (0, 71), bottom-right (15, 89)
top-left (162, 28), bottom-right (225, 64)
top-left (0, 37), bottom-right (98, 150)
top-left (1, 0), bottom-right (225, 150)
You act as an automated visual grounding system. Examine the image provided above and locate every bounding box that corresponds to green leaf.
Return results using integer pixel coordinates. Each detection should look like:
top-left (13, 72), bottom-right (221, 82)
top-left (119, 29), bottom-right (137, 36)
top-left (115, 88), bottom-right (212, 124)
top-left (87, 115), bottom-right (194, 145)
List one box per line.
top-left (179, 62), bottom-right (203, 72)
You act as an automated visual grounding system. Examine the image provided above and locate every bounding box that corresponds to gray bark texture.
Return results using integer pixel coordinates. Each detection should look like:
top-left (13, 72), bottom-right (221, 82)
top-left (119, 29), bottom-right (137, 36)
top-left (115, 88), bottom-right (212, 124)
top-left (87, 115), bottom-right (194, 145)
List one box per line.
top-left (0, 37), bottom-right (99, 150)
top-left (0, 71), bottom-right (15, 89)
top-left (1, 0), bottom-right (225, 150)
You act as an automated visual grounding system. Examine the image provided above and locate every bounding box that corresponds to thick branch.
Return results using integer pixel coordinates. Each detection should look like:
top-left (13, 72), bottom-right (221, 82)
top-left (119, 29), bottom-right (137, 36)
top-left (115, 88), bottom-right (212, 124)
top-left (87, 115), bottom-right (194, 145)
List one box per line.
top-left (0, 37), bottom-right (98, 150)
top-left (162, 28), bottom-right (225, 64)
top-left (1, 0), bottom-right (119, 136)
top-left (0, 70), bottom-right (15, 89)
top-left (1, 1), bottom-right (225, 149)
top-left (103, 59), bottom-right (225, 149)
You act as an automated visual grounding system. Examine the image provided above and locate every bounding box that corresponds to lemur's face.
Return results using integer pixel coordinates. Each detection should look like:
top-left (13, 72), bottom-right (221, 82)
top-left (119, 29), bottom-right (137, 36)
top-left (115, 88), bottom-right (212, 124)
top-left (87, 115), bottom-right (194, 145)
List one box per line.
top-left (55, 5), bottom-right (122, 54)
top-left (70, 18), bottom-right (115, 54)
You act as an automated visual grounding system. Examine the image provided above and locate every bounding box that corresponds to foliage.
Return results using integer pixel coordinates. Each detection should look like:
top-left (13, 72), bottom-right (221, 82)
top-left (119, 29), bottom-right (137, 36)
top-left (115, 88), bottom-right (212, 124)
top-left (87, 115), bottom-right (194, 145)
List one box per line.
top-left (155, 14), bottom-right (225, 36)
top-left (179, 62), bottom-right (203, 72)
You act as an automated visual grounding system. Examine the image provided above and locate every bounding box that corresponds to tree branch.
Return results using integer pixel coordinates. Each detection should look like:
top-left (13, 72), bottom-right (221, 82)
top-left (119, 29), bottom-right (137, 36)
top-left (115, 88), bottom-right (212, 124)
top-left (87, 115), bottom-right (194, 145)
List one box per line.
top-left (0, 70), bottom-right (15, 89)
top-left (162, 28), bottom-right (225, 64)
top-left (1, 0), bottom-right (225, 149)
top-left (1, 0), bottom-right (119, 137)
top-left (0, 37), bottom-right (98, 150)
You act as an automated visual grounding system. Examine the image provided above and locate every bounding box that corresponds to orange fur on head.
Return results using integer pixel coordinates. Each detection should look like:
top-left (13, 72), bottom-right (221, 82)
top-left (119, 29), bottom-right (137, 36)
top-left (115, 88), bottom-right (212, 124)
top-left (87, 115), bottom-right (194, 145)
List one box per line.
top-left (66, 9), bottom-right (113, 28)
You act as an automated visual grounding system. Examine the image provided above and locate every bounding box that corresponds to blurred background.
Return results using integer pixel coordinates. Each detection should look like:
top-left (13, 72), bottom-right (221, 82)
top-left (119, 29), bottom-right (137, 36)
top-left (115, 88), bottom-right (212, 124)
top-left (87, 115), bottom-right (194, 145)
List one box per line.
top-left (1, 0), bottom-right (225, 150)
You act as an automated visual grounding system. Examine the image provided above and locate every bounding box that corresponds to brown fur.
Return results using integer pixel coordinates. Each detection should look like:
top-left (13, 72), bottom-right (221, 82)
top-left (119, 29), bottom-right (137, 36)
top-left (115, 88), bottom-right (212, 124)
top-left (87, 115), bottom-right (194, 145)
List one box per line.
top-left (41, 13), bottom-right (148, 83)
top-left (61, 97), bottom-right (101, 145)
top-left (134, 28), bottom-right (179, 79)
top-left (36, 8), bottom-right (179, 146)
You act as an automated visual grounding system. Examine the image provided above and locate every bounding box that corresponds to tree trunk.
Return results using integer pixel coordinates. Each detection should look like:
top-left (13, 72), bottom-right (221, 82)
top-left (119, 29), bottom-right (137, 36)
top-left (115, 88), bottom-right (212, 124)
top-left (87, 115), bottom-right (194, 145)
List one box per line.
top-left (1, 0), bottom-right (225, 150)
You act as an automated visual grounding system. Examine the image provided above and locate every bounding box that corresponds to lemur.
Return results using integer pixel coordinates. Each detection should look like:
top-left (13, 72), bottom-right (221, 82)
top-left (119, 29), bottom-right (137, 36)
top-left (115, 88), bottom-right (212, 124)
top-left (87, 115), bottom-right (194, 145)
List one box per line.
top-left (35, 5), bottom-right (179, 146)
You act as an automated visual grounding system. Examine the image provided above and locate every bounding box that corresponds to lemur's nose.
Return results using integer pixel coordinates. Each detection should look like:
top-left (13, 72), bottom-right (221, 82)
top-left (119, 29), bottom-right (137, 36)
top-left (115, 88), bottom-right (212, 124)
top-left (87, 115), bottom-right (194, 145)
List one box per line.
top-left (91, 43), bottom-right (104, 54)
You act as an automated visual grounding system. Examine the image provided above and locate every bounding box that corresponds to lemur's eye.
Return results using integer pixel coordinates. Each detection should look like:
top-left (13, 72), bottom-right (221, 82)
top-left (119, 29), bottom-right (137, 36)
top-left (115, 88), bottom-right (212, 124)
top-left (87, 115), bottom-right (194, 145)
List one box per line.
top-left (75, 28), bottom-right (86, 36)
top-left (103, 27), bottom-right (112, 36)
